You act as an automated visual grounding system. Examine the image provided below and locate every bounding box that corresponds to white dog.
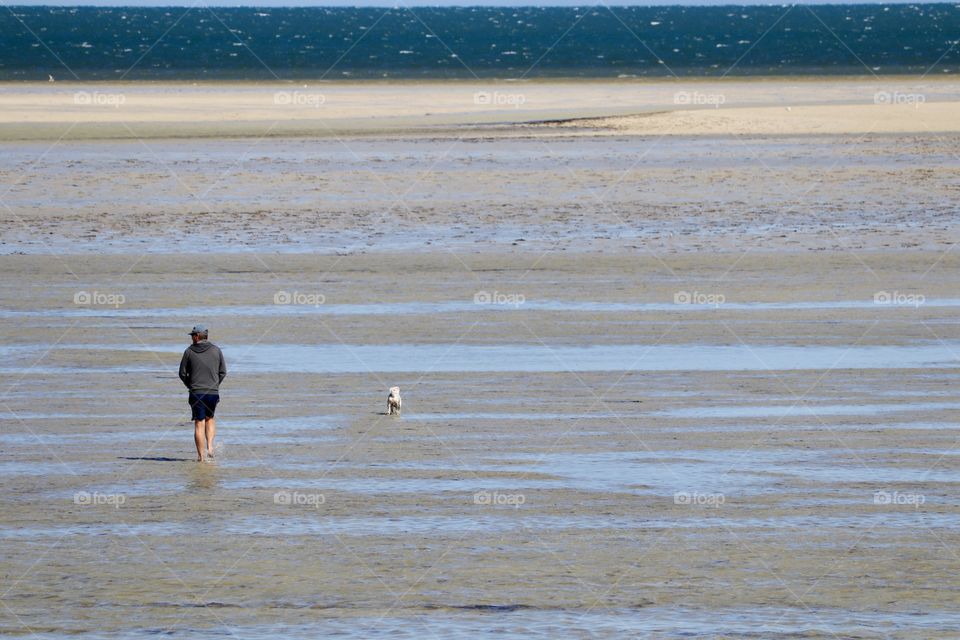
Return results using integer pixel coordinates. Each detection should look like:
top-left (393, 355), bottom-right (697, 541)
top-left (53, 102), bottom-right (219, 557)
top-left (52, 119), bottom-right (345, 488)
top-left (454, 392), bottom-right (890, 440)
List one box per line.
top-left (387, 386), bottom-right (402, 416)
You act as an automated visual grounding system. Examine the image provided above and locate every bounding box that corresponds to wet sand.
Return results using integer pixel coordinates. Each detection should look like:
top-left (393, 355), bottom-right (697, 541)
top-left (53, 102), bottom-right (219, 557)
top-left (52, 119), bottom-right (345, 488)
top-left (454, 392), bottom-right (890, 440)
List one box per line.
top-left (2, 77), bottom-right (960, 637)
top-left (2, 132), bottom-right (959, 256)
top-left (2, 251), bottom-right (960, 638)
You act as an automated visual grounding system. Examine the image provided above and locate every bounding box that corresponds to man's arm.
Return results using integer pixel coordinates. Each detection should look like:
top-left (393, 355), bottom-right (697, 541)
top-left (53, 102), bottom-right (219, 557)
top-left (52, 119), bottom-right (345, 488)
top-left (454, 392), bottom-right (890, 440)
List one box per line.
top-left (178, 350), bottom-right (191, 388)
top-left (218, 348), bottom-right (227, 384)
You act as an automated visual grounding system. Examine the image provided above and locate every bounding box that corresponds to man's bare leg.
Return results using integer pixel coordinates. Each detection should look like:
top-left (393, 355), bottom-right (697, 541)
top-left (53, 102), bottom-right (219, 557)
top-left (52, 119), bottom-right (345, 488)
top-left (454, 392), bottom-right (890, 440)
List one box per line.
top-left (205, 417), bottom-right (216, 458)
top-left (194, 420), bottom-right (206, 462)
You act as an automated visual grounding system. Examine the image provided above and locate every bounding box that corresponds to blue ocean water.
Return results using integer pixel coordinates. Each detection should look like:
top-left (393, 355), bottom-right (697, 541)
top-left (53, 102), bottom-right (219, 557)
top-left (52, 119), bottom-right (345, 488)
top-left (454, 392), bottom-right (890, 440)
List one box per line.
top-left (1, 4), bottom-right (958, 80)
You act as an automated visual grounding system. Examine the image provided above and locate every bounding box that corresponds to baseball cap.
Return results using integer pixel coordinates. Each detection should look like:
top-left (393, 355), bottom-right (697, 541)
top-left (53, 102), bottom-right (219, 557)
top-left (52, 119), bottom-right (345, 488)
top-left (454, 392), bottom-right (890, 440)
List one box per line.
top-left (189, 324), bottom-right (208, 335)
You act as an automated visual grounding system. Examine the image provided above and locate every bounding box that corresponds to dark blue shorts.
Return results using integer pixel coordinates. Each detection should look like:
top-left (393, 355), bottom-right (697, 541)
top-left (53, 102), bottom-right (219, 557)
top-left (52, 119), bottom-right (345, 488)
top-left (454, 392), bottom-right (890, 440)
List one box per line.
top-left (188, 393), bottom-right (219, 421)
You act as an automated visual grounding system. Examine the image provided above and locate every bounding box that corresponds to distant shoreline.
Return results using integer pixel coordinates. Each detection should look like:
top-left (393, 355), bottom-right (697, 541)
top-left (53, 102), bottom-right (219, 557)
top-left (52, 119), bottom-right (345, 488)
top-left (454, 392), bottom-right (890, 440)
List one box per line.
top-left (3, 73), bottom-right (959, 86)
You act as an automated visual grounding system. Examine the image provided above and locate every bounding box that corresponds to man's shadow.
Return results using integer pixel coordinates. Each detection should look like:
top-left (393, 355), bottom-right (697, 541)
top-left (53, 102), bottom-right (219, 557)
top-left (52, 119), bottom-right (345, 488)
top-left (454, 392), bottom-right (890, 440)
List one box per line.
top-left (118, 456), bottom-right (193, 462)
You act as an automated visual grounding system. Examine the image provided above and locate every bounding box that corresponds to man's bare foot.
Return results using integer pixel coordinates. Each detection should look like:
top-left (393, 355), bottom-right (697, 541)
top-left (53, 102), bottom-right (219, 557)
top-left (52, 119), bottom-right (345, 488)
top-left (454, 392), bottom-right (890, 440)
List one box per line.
top-left (207, 449), bottom-right (215, 459)
top-left (197, 455), bottom-right (205, 462)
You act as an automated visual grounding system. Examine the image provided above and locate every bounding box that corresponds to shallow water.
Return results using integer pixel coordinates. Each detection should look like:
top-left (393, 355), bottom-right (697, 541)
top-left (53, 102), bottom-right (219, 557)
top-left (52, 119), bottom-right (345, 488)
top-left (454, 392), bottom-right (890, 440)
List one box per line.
top-left (17, 606), bottom-right (960, 640)
top-left (493, 449), bottom-right (960, 494)
top-left (6, 510), bottom-right (958, 542)
top-left (658, 420), bottom-right (960, 433)
top-left (1, 298), bottom-right (956, 319)
top-left (228, 415), bottom-right (345, 432)
top-left (659, 401), bottom-right (960, 419)
top-left (200, 342), bottom-right (960, 373)
top-left (22, 342), bottom-right (957, 373)
top-left (407, 411), bottom-right (622, 421)
top-left (222, 475), bottom-right (567, 494)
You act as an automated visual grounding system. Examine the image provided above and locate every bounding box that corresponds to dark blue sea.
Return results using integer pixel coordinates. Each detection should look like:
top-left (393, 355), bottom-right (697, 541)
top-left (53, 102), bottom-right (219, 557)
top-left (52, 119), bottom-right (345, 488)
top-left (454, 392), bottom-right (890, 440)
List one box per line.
top-left (1, 4), bottom-right (958, 80)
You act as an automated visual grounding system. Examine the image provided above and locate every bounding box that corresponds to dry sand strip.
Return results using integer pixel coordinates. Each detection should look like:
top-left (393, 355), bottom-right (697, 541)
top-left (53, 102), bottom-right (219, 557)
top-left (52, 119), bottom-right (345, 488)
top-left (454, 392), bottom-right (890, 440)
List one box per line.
top-left (0, 78), bottom-right (958, 140)
top-left (536, 101), bottom-right (960, 136)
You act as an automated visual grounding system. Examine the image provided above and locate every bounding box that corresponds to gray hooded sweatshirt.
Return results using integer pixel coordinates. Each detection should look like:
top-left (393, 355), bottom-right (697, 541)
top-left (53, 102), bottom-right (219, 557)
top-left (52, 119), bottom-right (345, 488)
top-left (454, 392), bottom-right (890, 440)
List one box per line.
top-left (179, 341), bottom-right (227, 395)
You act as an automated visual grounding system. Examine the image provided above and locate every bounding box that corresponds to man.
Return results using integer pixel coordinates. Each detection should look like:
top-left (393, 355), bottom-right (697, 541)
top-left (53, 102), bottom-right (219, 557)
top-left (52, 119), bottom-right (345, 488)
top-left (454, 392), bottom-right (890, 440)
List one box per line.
top-left (178, 324), bottom-right (227, 462)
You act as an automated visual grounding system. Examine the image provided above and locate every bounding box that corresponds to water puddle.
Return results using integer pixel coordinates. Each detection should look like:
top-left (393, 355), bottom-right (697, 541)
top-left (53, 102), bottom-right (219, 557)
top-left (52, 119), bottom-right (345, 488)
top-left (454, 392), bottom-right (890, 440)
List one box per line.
top-left (3, 298), bottom-right (959, 320)
top-left (495, 449), bottom-right (960, 493)
top-left (0, 460), bottom-right (91, 476)
top-left (75, 342), bottom-right (960, 373)
top-left (227, 415), bottom-right (345, 432)
top-left (408, 412), bottom-right (622, 421)
top-left (22, 605), bottom-right (960, 638)
top-left (223, 476), bottom-right (565, 493)
top-left (6, 511), bottom-right (956, 541)
top-left (657, 420), bottom-right (960, 433)
top-left (491, 451), bottom-right (774, 494)
top-left (4, 341), bottom-right (957, 374)
top-left (658, 401), bottom-right (960, 419)
top-left (226, 511), bottom-right (960, 536)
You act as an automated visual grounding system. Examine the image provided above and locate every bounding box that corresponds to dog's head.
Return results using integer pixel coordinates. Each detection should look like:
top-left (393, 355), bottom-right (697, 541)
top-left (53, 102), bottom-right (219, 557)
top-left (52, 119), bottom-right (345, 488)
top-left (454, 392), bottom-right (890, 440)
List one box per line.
top-left (389, 386), bottom-right (400, 397)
